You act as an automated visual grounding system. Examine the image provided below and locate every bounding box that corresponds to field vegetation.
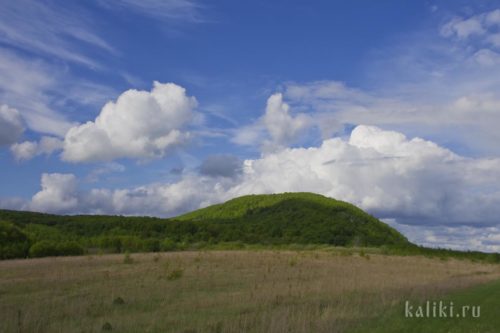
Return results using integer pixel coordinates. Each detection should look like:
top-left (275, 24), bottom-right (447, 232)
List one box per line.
top-left (1, 250), bottom-right (499, 333)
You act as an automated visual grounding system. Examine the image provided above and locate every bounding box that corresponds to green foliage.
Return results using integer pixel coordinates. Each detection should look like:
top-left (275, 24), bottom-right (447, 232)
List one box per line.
top-left (0, 192), bottom-right (498, 262)
top-left (29, 240), bottom-right (84, 258)
top-left (0, 221), bottom-right (31, 259)
top-left (177, 192), bottom-right (410, 247)
top-left (160, 238), bottom-right (177, 251)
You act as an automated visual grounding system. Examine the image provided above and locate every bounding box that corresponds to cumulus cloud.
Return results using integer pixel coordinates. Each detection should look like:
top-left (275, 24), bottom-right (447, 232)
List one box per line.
top-left (262, 93), bottom-right (311, 149)
top-left (29, 173), bottom-right (79, 214)
top-left (20, 126), bottom-right (500, 252)
top-left (384, 220), bottom-right (500, 253)
top-left (24, 173), bottom-right (232, 217)
top-left (10, 136), bottom-right (63, 161)
top-left (0, 104), bottom-right (24, 145)
top-left (233, 93), bottom-right (312, 151)
top-left (280, 66), bottom-right (500, 154)
top-left (62, 82), bottom-right (198, 162)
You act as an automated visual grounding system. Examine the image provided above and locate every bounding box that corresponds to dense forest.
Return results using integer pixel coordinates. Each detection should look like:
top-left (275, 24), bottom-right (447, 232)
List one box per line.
top-left (1, 192), bottom-right (499, 262)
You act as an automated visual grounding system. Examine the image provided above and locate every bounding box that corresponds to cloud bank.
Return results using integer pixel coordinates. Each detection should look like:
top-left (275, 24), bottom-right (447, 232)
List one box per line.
top-left (6, 125), bottom-right (499, 251)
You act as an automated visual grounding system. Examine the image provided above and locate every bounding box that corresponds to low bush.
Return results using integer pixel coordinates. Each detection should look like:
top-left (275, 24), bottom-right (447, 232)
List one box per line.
top-left (29, 240), bottom-right (84, 258)
top-left (0, 221), bottom-right (31, 259)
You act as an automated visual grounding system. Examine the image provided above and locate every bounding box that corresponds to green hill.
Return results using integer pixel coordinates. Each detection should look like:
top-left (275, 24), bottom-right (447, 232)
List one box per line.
top-left (1, 192), bottom-right (498, 262)
top-left (178, 192), bottom-right (410, 247)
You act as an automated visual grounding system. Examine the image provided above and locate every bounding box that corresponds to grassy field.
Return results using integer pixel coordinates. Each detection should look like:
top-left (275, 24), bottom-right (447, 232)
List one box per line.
top-left (1, 249), bottom-right (499, 333)
top-left (353, 278), bottom-right (500, 333)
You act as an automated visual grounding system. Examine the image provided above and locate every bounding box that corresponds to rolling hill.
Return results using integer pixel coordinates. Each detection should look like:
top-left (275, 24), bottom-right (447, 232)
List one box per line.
top-left (0, 192), bottom-right (497, 262)
top-left (177, 192), bottom-right (410, 247)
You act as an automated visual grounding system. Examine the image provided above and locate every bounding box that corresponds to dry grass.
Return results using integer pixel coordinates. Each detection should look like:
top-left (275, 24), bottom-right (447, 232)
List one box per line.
top-left (1, 250), bottom-right (499, 333)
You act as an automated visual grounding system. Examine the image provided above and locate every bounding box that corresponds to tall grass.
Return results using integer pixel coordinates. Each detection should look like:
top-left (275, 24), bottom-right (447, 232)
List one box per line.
top-left (0, 250), bottom-right (499, 332)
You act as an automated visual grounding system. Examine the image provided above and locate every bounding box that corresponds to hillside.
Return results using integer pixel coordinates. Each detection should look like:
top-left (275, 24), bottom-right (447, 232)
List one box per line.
top-left (0, 192), bottom-right (412, 259)
top-left (178, 192), bottom-right (410, 247)
top-left (0, 192), bottom-right (497, 262)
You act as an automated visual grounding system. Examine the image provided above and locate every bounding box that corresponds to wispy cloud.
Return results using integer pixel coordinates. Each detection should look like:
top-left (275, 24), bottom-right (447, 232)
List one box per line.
top-left (101, 0), bottom-right (206, 23)
top-left (0, 0), bottom-right (115, 68)
top-left (0, 48), bottom-right (73, 136)
top-left (251, 8), bottom-right (500, 157)
top-left (0, 47), bottom-right (117, 137)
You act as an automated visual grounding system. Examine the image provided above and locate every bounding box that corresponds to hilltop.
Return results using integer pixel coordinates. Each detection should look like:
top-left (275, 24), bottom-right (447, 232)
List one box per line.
top-left (177, 192), bottom-right (410, 247)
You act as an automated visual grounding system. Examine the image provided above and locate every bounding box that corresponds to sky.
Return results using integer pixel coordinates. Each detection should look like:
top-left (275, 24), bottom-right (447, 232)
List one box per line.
top-left (1, 0), bottom-right (500, 252)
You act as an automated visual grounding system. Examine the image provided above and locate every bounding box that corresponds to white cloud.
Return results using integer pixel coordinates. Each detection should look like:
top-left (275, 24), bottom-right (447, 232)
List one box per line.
top-left (262, 93), bottom-right (311, 150)
top-left (62, 82), bottom-right (198, 162)
top-left (232, 122), bottom-right (266, 147)
top-left (0, 0), bottom-right (114, 68)
top-left (472, 48), bottom-right (500, 66)
top-left (29, 173), bottom-right (79, 214)
top-left (0, 47), bottom-right (116, 137)
top-left (100, 0), bottom-right (205, 23)
top-left (440, 17), bottom-right (485, 39)
top-left (0, 0), bottom-right (120, 139)
top-left (86, 163), bottom-right (126, 183)
top-left (485, 9), bottom-right (500, 26)
top-left (232, 93), bottom-right (312, 151)
top-left (486, 33), bottom-right (500, 47)
top-left (384, 220), bottom-right (500, 253)
top-left (22, 126), bottom-right (500, 245)
top-left (10, 136), bottom-right (63, 161)
top-left (440, 9), bottom-right (500, 50)
top-left (0, 105), bottom-right (24, 145)
top-left (25, 172), bottom-right (231, 217)
top-left (280, 58), bottom-right (500, 154)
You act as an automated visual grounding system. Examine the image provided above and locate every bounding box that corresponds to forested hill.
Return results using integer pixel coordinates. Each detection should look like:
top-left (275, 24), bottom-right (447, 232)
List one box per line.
top-left (2, 192), bottom-right (497, 262)
top-left (177, 192), bottom-right (409, 247)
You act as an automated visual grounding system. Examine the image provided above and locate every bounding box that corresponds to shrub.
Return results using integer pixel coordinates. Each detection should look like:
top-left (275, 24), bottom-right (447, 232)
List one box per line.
top-left (0, 221), bottom-right (31, 259)
top-left (57, 241), bottom-right (85, 256)
top-left (160, 238), bottom-right (177, 251)
top-left (29, 240), bottom-right (84, 258)
top-left (143, 238), bottom-right (160, 252)
top-left (29, 241), bottom-right (60, 258)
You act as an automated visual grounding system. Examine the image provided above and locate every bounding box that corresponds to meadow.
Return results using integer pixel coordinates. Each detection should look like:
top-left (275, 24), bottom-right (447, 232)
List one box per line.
top-left (1, 249), bottom-right (499, 333)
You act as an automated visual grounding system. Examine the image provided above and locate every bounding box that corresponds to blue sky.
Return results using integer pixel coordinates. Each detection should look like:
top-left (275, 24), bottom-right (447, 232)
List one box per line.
top-left (1, 0), bottom-right (500, 251)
